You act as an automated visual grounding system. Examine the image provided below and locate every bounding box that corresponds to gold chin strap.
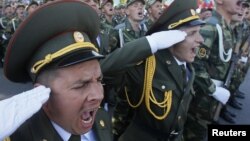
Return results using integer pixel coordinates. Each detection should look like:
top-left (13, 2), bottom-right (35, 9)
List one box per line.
top-left (168, 15), bottom-right (199, 29)
top-left (125, 55), bottom-right (172, 120)
top-left (31, 42), bottom-right (98, 74)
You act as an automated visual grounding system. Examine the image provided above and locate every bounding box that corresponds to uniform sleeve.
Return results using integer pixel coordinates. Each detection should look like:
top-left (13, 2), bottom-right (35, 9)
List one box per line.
top-left (193, 24), bottom-right (218, 94)
top-left (100, 37), bottom-right (152, 75)
top-left (200, 24), bottom-right (218, 49)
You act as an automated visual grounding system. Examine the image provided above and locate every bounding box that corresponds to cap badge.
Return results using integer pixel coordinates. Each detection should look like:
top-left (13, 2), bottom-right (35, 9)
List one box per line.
top-left (73, 31), bottom-right (84, 43)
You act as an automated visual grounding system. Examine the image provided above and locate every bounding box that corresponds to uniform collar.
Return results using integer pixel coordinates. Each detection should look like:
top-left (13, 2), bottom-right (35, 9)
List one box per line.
top-left (51, 121), bottom-right (96, 141)
top-left (174, 56), bottom-right (186, 68)
top-left (51, 121), bottom-right (71, 141)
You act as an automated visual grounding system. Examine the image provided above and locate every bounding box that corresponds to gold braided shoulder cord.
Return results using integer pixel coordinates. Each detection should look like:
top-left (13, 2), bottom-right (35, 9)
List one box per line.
top-left (125, 55), bottom-right (172, 120)
top-left (3, 137), bottom-right (11, 141)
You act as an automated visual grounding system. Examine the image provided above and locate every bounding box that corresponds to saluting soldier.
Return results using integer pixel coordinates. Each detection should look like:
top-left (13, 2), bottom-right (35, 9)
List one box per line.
top-left (108, 0), bottom-right (204, 140)
top-left (1, 0), bottom-right (188, 140)
top-left (3, 1), bottom-right (112, 140)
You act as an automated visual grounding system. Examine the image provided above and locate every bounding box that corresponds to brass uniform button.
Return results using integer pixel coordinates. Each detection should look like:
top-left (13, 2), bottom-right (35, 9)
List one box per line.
top-left (100, 120), bottom-right (105, 127)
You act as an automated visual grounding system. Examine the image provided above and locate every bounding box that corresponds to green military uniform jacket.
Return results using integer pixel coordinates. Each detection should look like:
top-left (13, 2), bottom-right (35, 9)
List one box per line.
top-left (9, 108), bottom-right (113, 141)
top-left (97, 32), bottom-right (112, 55)
top-left (110, 18), bottom-right (147, 48)
top-left (194, 11), bottom-right (236, 88)
top-left (144, 18), bottom-right (154, 29)
top-left (188, 11), bottom-right (236, 121)
top-left (101, 38), bottom-right (195, 141)
top-left (100, 17), bottom-right (115, 35)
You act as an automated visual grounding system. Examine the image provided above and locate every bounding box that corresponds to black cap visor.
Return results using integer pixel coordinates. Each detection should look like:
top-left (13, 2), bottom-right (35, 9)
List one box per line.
top-left (57, 50), bottom-right (104, 67)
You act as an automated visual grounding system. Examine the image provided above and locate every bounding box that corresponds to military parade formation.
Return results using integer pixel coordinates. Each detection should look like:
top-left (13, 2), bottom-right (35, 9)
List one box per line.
top-left (0, 0), bottom-right (250, 141)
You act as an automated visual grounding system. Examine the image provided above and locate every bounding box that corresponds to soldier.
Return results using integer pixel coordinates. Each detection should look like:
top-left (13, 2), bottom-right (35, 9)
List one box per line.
top-left (3, 1), bottom-right (112, 140)
top-left (25, 1), bottom-right (39, 16)
top-left (108, 0), bottom-right (204, 140)
top-left (7, 3), bottom-right (26, 33)
top-left (230, 0), bottom-right (250, 99)
top-left (144, 0), bottom-right (163, 29)
top-left (241, 0), bottom-right (250, 77)
top-left (1, 4), bottom-right (26, 65)
top-left (227, 1), bottom-right (250, 109)
top-left (0, 4), bottom-right (14, 66)
top-left (82, 0), bottom-right (117, 115)
top-left (1, 0), bottom-right (188, 140)
top-left (100, 0), bottom-right (115, 34)
top-left (184, 0), bottom-right (243, 140)
top-left (117, 4), bottom-right (126, 23)
top-left (0, 5), bottom-right (13, 29)
top-left (111, 0), bottom-right (146, 48)
top-left (111, 0), bottom-right (147, 137)
top-left (112, 5), bottom-right (122, 26)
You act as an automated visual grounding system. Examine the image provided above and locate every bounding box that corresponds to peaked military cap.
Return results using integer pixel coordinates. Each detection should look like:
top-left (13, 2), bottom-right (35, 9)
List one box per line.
top-left (126, 0), bottom-right (145, 7)
top-left (146, 0), bottom-right (205, 35)
top-left (4, 0), bottom-right (103, 83)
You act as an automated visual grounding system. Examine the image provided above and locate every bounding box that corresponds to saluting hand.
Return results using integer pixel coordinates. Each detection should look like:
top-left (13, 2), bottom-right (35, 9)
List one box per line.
top-left (0, 86), bottom-right (50, 140)
top-left (146, 30), bottom-right (187, 53)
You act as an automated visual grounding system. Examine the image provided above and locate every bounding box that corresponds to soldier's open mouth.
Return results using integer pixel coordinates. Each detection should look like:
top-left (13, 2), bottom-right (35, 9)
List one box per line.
top-left (138, 12), bottom-right (143, 16)
top-left (81, 109), bottom-right (96, 124)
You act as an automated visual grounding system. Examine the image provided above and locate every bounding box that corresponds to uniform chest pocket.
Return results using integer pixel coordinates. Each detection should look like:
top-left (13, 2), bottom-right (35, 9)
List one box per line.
top-left (152, 80), bottom-right (177, 94)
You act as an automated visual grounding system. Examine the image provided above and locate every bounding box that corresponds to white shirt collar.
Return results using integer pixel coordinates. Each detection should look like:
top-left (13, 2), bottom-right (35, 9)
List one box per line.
top-left (51, 121), bottom-right (71, 141)
top-left (51, 121), bottom-right (96, 141)
top-left (174, 56), bottom-right (186, 68)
